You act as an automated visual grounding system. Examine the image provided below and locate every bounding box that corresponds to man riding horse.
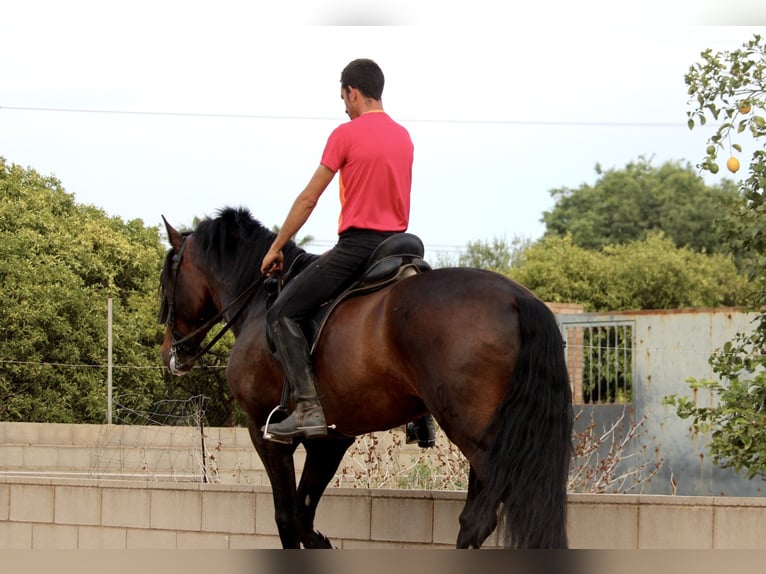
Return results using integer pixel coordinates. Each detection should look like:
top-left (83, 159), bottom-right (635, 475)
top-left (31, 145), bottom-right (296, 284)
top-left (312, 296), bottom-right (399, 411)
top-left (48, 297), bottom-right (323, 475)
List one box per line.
top-left (260, 58), bottom-right (435, 445)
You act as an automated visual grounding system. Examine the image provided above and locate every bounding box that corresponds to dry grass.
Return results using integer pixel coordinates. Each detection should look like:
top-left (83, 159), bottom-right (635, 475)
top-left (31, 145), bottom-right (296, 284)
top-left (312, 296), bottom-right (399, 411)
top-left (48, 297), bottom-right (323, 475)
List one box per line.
top-left (333, 426), bottom-right (469, 491)
top-left (332, 410), bottom-right (663, 494)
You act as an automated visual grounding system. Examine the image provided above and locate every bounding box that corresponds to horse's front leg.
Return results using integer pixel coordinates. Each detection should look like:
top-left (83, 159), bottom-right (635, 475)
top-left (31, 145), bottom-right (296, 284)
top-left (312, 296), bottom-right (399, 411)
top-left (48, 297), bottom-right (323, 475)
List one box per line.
top-left (247, 419), bottom-right (301, 548)
top-left (296, 436), bottom-right (355, 549)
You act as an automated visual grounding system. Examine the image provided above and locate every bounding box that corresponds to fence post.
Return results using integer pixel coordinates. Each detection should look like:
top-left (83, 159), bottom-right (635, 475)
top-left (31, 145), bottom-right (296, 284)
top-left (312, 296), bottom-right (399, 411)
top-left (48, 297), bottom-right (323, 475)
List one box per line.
top-left (107, 297), bottom-right (113, 425)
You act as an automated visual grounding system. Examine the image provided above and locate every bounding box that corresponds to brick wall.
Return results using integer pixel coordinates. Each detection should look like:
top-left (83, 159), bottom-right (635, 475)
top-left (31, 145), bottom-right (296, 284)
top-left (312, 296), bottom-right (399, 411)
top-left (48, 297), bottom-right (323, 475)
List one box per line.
top-left (2, 476), bottom-right (766, 549)
top-left (3, 423), bottom-right (766, 549)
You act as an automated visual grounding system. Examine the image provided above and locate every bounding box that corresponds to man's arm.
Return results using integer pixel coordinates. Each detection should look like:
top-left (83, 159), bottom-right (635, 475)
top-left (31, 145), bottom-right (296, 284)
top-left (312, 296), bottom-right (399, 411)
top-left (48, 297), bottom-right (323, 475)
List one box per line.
top-left (261, 164), bottom-right (336, 275)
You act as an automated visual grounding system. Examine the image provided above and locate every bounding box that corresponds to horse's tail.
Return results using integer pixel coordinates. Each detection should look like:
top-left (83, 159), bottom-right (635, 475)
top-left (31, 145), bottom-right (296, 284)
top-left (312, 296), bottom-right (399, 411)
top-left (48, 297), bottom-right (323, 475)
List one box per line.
top-left (478, 288), bottom-right (573, 548)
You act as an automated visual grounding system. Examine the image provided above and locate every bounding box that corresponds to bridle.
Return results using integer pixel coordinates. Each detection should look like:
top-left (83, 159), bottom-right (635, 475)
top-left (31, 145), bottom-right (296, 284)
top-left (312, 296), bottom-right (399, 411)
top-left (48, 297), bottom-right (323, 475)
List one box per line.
top-left (159, 235), bottom-right (266, 373)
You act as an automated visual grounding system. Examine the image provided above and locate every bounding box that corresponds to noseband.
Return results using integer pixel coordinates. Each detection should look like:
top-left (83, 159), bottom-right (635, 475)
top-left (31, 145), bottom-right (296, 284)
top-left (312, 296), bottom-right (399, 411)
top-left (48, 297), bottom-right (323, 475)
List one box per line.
top-left (160, 235), bottom-right (265, 373)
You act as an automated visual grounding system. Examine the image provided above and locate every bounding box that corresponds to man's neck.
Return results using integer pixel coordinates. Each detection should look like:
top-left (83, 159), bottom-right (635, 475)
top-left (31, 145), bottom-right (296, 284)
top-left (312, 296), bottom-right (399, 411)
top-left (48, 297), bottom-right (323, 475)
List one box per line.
top-left (357, 99), bottom-right (383, 116)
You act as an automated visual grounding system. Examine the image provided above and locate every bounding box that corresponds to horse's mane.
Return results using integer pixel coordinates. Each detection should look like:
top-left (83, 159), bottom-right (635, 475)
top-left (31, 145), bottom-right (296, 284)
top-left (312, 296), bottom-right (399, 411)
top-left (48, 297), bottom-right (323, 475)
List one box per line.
top-left (186, 206), bottom-right (306, 296)
top-left (196, 206), bottom-right (307, 292)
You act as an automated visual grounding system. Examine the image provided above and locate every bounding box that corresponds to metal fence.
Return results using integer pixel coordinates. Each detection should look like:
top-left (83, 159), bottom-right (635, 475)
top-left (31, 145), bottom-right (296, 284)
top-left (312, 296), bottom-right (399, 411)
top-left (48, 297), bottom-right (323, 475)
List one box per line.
top-left (559, 316), bottom-right (635, 405)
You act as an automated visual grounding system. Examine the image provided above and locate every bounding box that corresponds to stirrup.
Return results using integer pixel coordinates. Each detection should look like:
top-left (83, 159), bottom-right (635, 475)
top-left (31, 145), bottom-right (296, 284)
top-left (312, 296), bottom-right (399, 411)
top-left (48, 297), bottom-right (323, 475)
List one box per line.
top-left (262, 405), bottom-right (293, 444)
top-left (262, 405), bottom-right (335, 443)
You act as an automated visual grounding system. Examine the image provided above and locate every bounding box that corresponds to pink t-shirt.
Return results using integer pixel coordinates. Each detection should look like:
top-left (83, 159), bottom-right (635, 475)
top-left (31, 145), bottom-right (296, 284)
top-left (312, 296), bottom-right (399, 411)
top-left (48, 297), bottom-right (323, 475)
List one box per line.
top-left (321, 111), bottom-right (413, 234)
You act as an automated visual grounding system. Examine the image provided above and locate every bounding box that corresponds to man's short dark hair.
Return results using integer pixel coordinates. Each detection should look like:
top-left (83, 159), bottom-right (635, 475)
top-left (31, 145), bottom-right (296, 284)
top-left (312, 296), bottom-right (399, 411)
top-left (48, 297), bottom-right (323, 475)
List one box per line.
top-left (340, 59), bottom-right (384, 101)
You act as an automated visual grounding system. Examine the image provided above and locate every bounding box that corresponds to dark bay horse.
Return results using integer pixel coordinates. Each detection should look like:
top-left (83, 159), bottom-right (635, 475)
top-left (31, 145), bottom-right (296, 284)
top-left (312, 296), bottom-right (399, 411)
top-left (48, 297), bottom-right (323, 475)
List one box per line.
top-left (158, 207), bottom-right (573, 549)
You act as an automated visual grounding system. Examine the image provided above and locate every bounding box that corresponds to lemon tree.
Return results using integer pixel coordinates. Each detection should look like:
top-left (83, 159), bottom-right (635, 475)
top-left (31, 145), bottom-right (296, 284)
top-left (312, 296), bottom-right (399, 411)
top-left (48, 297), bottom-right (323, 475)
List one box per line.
top-left (687, 34), bottom-right (766, 182)
top-left (686, 32), bottom-right (766, 304)
top-left (665, 33), bottom-right (766, 480)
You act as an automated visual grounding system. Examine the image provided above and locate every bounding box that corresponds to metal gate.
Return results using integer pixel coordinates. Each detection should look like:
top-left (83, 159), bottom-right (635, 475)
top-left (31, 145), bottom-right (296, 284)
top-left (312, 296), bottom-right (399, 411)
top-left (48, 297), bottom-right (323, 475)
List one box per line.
top-left (558, 316), bottom-right (635, 405)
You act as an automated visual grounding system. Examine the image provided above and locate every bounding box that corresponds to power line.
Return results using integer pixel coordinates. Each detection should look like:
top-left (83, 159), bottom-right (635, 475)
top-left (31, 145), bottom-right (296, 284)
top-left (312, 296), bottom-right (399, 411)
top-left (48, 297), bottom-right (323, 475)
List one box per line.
top-left (0, 343), bottom-right (757, 375)
top-left (0, 359), bottom-right (167, 370)
top-left (0, 105), bottom-right (338, 122)
top-left (0, 104), bottom-right (688, 129)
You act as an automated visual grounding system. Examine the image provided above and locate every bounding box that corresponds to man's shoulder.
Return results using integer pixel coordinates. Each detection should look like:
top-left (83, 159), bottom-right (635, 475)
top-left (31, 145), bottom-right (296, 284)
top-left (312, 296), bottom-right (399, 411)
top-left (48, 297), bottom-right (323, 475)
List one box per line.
top-left (327, 113), bottom-right (411, 147)
top-left (376, 113), bottom-right (410, 135)
top-left (358, 112), bottom-right (410, 135)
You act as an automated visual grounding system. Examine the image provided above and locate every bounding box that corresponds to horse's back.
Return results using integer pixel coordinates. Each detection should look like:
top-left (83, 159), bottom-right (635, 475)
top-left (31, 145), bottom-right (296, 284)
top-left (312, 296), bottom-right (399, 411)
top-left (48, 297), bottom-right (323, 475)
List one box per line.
top-left (314, 267), bottom-right (533, 438)
top-left (386, 267), bottom-right (531, 349)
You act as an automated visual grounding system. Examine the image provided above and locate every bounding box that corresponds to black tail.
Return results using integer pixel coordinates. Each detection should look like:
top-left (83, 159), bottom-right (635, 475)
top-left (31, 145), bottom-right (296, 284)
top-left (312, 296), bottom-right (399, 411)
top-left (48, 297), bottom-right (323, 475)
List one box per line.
top-left (476, 288), bottom-right (573, 548)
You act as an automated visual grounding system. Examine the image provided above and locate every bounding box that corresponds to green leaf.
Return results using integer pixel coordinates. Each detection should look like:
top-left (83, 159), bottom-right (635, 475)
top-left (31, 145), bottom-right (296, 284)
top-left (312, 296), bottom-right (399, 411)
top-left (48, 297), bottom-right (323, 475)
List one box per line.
top-left (0, 160), bottom-right (176, 423)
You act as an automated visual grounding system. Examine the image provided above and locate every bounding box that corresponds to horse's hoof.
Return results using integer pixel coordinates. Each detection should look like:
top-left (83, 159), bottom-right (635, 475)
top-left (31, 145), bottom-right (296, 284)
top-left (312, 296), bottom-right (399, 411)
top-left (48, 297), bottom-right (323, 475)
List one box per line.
top-left (303, 530), bottom-right (334, 549)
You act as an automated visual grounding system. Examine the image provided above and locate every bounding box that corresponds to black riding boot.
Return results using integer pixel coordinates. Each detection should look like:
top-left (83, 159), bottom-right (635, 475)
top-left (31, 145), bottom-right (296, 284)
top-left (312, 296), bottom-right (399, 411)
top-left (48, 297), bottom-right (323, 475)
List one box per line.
top-left (406, 414), bottom-right (436, 448)
top-left (264, 317), bottom-right (327, 441)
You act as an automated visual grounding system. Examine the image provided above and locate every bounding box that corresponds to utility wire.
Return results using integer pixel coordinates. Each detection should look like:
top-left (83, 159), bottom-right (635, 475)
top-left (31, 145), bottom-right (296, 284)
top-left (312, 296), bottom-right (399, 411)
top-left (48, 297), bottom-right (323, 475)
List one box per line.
top-left (0, 343), bottom-right (757, 373)
top-left (0, 359), bottom-right (168, 370)
top-left (0, 104), bottom-right (688, 128)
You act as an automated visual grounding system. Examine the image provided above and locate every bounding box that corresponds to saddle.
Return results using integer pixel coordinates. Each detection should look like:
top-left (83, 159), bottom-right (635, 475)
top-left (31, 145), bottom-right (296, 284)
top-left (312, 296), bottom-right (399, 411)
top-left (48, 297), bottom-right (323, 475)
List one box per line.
top-left (265, 232), bottom-right (431, 354)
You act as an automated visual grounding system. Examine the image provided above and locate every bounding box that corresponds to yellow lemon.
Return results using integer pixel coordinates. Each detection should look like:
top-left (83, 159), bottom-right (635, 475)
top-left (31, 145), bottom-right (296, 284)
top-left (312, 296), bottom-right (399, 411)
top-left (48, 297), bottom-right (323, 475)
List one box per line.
top-left (727, 156), bottom-right (740, 173)
top-left (738, 101), bottom-right (752, 114)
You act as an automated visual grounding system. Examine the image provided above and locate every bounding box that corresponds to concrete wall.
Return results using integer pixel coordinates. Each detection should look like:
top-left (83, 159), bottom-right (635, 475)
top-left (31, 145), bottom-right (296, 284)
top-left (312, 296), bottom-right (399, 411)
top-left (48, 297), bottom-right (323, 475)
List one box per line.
top-left (560, 308), bottom-right (764, 497)
top-left (0, 421), bottom-right (270, 484)
top-left (2, 476), bottom-right (766, 549)
top-left (4, 422), bottom-right (766, 549)
top-left (0, 422), bottom-right (438, 487)
top-left (625, 308), bottom-right (763, 497)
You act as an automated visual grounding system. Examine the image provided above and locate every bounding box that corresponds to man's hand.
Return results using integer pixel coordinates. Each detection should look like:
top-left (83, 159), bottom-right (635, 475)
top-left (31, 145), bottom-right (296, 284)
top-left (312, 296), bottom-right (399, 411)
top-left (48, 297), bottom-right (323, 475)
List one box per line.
top-left (261, 248), bottom-right (284, 276)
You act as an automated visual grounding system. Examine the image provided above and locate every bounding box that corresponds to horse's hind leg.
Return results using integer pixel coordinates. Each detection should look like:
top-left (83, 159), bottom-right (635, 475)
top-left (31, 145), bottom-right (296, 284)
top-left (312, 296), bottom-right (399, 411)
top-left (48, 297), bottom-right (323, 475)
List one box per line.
top-left (456, 467), bottom-right (497, 549)
top-left (297, 436), bottom-right (355, 549)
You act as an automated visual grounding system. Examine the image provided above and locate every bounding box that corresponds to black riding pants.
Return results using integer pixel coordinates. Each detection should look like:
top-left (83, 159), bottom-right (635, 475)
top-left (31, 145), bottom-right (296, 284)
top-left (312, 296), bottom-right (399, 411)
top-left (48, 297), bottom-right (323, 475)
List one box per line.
top-left (266, 228), bottom-right (397, 325)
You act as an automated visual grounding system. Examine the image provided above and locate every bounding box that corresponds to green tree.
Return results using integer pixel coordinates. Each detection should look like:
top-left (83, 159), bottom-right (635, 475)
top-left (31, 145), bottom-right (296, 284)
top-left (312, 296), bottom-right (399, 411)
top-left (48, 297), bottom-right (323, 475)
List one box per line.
top-left (0, 158), bottom-right (168, 422)
top-left (686, 34), bottom-right (766, 292)
top-left (509, 233), bottom-right (748, 312)
top-left (508, 235), bottom-right (607, 309)
top-left (541, 157), bottom-right (740, 254)
top-left (664, 33), bottom-right (766, 479)
top-left (457, 235), bottom-right (531, 274)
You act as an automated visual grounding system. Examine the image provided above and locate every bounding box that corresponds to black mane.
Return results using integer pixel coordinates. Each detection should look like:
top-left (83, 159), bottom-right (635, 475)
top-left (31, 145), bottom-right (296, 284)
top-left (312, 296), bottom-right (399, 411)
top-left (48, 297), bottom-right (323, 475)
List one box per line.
top-left (192, 207), bottom-right (306, 295)
top-left (159, 207), bottom-right (307, 313)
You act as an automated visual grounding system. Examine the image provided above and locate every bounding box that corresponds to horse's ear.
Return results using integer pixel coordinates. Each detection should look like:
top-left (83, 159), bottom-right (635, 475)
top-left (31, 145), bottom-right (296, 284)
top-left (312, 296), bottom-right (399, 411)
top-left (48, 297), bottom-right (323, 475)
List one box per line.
top-left (162, 215), bottom-right (184, 250)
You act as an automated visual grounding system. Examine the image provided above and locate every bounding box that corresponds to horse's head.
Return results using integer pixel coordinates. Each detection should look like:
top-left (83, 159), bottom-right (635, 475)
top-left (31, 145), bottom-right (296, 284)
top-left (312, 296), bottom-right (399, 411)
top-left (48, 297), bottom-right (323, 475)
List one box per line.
top-left (159, 207), bottom-right (299, 375)
top-left (158, 216), bottom-right (219, 376)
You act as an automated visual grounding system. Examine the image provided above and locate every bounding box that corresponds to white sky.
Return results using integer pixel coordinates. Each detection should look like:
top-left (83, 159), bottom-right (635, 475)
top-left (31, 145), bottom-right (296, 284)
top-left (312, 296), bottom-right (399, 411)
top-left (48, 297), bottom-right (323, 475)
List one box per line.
top-left (1, 2), bottom-right (764, 259)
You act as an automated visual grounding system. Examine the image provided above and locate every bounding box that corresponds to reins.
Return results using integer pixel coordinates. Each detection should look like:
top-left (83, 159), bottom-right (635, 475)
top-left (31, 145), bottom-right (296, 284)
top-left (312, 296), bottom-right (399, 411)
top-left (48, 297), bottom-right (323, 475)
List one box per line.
top-left (171, 274), bottom-right (265, 370)
top-left (163, 235), bottom-right (267, 371)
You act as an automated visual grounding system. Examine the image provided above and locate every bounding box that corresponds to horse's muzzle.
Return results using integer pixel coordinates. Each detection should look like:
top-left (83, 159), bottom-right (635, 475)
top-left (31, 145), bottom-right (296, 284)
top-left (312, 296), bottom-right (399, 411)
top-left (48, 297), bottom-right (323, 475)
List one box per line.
top-left (163, 340), bottom-right (199, 376)
top-left (167, 353), bottom-right (193, 376)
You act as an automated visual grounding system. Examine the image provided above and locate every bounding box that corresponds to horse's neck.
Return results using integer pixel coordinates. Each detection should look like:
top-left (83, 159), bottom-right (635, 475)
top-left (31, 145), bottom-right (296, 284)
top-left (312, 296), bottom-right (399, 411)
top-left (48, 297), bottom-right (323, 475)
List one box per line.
top-left (212, 239), bottom-right (304, 334)
top-left (208, 271), bottom-right (267, 335)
